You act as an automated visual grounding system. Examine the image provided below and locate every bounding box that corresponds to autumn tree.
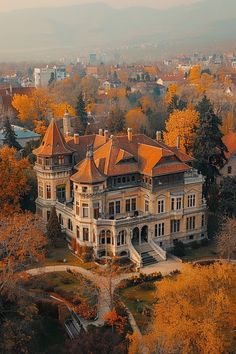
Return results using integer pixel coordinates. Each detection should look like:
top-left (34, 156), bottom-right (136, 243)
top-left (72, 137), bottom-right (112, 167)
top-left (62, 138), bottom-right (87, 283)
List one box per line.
top-left (46, 206), bottom-right (63, 247)
top-left (2, 117), bottom-right (21, 150)
top-left (164, 108), bottom-right (199, 154)
top-left (193, 96), bottom-right (227, 196)
top-left (164, 83), bottom-right (180, 105)
top-left (167, 94), bottom-right (187, 114)
top-left (0, 212), bottom-right (47, 353)
top-left (130, 263), bottom-right (236, 354)
top-left (125, 107), bottom-right (147, 133)
top-left (106, 108), bottom-right (125, 134)
top-left (0, 145), bottom-right (29, 215)
top-left (217, 217), bottom-right (236, 261)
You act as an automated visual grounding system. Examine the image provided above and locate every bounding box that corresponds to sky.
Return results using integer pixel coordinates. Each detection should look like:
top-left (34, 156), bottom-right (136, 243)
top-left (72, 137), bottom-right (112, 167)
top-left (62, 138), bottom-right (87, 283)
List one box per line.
top-left (0, 0), bottom-right (203, 11)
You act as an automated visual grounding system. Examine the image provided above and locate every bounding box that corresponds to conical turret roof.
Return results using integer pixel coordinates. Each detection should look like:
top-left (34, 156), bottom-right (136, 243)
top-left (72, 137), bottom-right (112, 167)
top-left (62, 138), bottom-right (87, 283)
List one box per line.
top-left (33, 118), bottom-right (75, 157)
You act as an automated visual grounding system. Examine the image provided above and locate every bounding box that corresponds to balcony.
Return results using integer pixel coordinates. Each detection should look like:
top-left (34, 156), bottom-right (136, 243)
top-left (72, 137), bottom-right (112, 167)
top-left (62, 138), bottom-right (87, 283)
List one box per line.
top-left (184, 170), bottom-right (204, 185)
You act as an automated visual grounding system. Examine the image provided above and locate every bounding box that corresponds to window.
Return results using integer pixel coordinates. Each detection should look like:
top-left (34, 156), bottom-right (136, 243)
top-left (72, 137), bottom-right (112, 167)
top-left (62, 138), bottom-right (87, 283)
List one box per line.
top-left (76, 202), bottom-right (80, 215)
top-left (115, 201), bottom-right (120, 214)
top-left (82, 203), bottom-right (89, 218)
top-left (68, 219), bottom-right (73, 231)
top-left (83, 227), bottom-right (89, 241)
top-left (47, 211), bottom-right (51, 221)
top-left (131, 198), bottom-right (136, 211)
top-left (46, 185), bottom-right (51, 199)
top-left (93, 185), bottom-right (99, 193)
top-left (99, 230), bottom-right (106, 244)
top-left (201, 214), bottom-right (205, 227)
top-left (99, 230), bottom-right (113, 245)
top-left (171, 197), bottom-right (182, 211)
top-left (145, 200), bottom-right (149, 212)
top-left (76, 226), bottom-right (80, 239)
top-left (109, 202), bottom-right (114, 216)
top-left (188, 194), bottom-right (196, 208)
top-left (82, 186), bottom-right (88, 193)
top-left (186, 216), bottom-right (196, 231)
top-left (155, 223), bottom-right (165, 237)
top-left (171, 220), bottom-right (180, 233)
top-left (39, 184), bottom-right (43, 198)
top-left (189, 235), bottom-right (194, 240)
top-left (228, 166), bottom-right (232, 174)
top-left (176, 197), bottom-right (182, 210)
top-left (125, 199), bottom-right (131, 212)
top-left (56, 185), bottom-right (66, 202)
top-left (45, 157), bottom-right (50, 166)
top-left (157, 199), bottom-right (165, 214)
top-left (93, 202), bottom-right (100, 219)
top-left (58, 155), bottom-right (64, 165)
top-left (58, 213), bottom-right (63, 225)
top-left (117, 230), bottom-right (126, 246)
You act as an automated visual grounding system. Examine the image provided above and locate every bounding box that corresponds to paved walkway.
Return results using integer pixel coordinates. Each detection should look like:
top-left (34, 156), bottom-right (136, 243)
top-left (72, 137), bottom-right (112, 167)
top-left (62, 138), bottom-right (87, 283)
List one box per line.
top-left (27, 259), bottom-right (182, 330)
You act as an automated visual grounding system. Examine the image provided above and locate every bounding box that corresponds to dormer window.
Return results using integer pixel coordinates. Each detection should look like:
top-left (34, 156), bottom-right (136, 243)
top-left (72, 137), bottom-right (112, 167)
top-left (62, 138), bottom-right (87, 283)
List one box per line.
top-left (58, 155), bottom-right (64, 165)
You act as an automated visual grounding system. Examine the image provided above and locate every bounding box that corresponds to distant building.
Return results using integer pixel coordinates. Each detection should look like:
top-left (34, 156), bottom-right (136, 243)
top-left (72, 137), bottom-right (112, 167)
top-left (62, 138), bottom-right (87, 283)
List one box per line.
top-left (220, 131), bottom-right (236, 179)
top-left (89, 53), bottom-right (97, 66)
top-left (34, 65), bottom-right (68, 88)
top-left (0, 125), bottom-right (40, 147)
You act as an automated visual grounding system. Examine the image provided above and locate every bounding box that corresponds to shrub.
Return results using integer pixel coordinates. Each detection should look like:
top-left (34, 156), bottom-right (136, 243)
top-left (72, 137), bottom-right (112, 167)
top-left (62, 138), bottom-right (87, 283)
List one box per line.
top-left (173, 241), bottom-right (186, 257)
top-left (201, 238), bottom-right (209, 247)
top-left (190, 241), bottom-right (200, 249)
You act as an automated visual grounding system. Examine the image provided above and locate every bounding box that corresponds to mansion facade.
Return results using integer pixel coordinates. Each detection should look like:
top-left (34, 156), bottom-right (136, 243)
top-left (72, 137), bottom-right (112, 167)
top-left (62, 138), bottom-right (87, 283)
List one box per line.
top-left (33, 113), bottom-right (207, 267)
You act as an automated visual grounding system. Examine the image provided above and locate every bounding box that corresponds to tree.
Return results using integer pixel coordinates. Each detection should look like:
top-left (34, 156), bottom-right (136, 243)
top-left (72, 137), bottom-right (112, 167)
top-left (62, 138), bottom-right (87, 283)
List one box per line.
top-left (0, 212), bottom-right (47, 353)
top-left (218, 177), bottom-right (236, 217)
top-left (48, 71), bottom-right (55, 86)
top-left (46, 206), bottom-right (63, 246)
top-left (75, 92), bottom-right (88, 133)
top-left (106, 108), bottom-right (125, 134)
top-left (0, 145), bottom-right (29, 215)
top-left (193, 96), bottom-right (227, 196)
top-left (164, 108), bottom-right (199, 154)
top-left (130, 263), bottom-right (236, 354)
top-left (167, 94), bottom-right (187, 114)
top-left (125, 107), bottom-right (147, 133)
top-left (2, 117), bottom-right (21, 150)
top-left (217, 217), bottom-right (236, 261)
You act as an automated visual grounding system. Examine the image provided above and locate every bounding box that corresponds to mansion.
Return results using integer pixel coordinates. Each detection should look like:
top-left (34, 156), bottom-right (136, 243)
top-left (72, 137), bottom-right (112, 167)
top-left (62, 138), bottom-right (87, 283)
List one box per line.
top-left (33, 112), bottom-right (207, 267)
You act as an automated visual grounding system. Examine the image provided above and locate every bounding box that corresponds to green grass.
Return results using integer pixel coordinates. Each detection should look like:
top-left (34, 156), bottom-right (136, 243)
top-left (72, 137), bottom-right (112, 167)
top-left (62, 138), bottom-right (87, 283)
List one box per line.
top-left (119, 282), bottom-right (157, 333)
top-left (26, 271), bottom-right (98, 307)
top-left (41, 243), bottom-right (99, 272)
top-left (181, 240), bottom-right (218, 262)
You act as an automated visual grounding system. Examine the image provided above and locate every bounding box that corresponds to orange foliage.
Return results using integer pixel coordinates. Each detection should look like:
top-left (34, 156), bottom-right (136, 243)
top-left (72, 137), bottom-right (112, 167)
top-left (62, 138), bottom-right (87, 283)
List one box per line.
top-left (221, 112), bottom-right (235, 135)
top-left (104, 309), bottom-right (126, 334)
top-left (136, 263), bottom-right (236, 354)
top-left (125, 107), bottom-right (147, 133)
top-left (188, 65), bottom-right (201, 84)
top-left (139, 95), bottom-right (157, 113)
top-left (0, 145), bottom-right (30, 215)
top-left (164, 108), bottom-right (199, 154)
top-left (51, 102), bottom-right (76, 118)
top-left (165, 83), bottom-right (180, 104)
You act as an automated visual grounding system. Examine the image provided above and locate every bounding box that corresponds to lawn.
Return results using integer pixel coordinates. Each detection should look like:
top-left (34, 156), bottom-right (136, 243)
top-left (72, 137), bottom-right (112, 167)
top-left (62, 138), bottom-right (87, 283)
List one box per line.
top-left (40, 242), bottom-right (99, 272)
top-left (119, 281), bottom-right (157, 333)
top-left (181, 240), bottom-right (219, 262)
top-left (25, 271), bottom-right (98, 308)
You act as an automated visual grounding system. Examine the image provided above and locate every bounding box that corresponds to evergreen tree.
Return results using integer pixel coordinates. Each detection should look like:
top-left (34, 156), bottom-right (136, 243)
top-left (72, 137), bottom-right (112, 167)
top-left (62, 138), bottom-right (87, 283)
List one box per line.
top-left (193, 96), bottom-right (227, 197)
top-left (219, 177), bottom-right (236, 217)
top-left (3, 117), bottom-right (22, 150)
top-left (167, 95), bottom-right (187, 114)
top-left (46, 206), bottom-right (63, 247)
top-left (76, 92), bottom-right (87, 134)
top-left (48, 72), bottom-right (55, 86)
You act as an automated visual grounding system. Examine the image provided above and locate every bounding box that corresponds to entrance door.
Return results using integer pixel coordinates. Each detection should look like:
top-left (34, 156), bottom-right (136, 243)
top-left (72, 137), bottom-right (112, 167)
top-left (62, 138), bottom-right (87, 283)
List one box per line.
top-left (132, 227), bottom-right (139, 246)
top-left (141, 225), bottom-right (148, 243)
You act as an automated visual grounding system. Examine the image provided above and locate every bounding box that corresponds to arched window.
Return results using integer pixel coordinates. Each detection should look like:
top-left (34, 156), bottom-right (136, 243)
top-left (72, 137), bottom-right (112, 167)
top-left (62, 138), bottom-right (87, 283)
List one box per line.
top-left (99, 230), bottom-right (106, 244)
top-left (117, 230), bottom-right (127, 246)
top-left (68, 218), bottom-right (73, 231)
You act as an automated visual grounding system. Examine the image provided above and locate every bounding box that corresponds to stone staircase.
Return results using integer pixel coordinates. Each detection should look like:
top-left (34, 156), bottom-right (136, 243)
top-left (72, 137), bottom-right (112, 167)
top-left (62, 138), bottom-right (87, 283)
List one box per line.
top-left (134, 243), bottom-right (163, 267)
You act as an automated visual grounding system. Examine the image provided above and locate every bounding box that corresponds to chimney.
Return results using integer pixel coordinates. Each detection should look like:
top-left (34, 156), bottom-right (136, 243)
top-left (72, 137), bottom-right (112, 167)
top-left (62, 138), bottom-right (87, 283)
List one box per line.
top-left (74, 133), bottom-right (79, 144)
top-left (63, 108), bottom-right (72, 136)
top-left (156, 131), bottom-right (162, 142)
top-left (104, 129), bottom-right (109, 142)
top-left (176, 136), bottom-right (180, 149)
top-left (99, 128), bottom-right (103, 136)
top-left (127, 128), bottom-right (133, 142)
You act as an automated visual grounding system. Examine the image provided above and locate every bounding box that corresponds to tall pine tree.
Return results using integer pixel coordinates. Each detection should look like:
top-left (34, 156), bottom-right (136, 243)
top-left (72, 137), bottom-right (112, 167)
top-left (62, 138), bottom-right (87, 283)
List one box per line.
top-left (3, 117), bottom-right (22, 150)
top-left (193, 96), bottom-right (227, 197)
top-left (75, 92), bottom-right (88, 134)
top-left (46, 206), bottom-right (63, 247)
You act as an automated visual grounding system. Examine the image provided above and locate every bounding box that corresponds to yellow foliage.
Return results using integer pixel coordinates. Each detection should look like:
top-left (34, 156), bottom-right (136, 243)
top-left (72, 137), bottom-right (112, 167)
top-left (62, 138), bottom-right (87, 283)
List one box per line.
top-left (125, 107), bottom-right (147, 133)
top-left (51, 102), bottom-right (76, 118)
top-left (139, 95), bottom-right (157, 113)
top-left (188, 65), bottom-right (201, 84)
top-left (139, 263), bottom-right (236, 354)
top-left (164, 108), bottom-right (199, 154)
top-left (165, 83), bottom-right (180, 104)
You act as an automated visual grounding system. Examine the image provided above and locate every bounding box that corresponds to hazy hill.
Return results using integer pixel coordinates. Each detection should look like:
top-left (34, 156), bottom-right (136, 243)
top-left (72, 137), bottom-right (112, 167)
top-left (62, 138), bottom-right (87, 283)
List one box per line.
top-left (0, 0), bottom-right (236, 60)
